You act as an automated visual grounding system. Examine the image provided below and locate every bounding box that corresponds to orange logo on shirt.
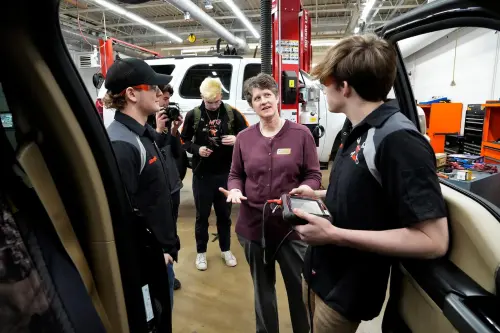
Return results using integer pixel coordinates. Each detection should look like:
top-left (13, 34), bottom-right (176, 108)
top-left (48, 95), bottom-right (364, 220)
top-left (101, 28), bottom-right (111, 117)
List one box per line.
top-left (149, 156), bottom-right (158, 165)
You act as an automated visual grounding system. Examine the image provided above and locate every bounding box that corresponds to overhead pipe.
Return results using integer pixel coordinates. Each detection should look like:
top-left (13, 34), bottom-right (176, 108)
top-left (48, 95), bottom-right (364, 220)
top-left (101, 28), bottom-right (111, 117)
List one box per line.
top-left (163, 0), bottom-right (247, 48)
top-left (108, 37), bottom-right (160, 57)
top-left (385, 0), bottom-right (405, 22)
top-left (61, 28), bottom-right (149, 58)
top-left (261, 0), bottom-right (272, 74)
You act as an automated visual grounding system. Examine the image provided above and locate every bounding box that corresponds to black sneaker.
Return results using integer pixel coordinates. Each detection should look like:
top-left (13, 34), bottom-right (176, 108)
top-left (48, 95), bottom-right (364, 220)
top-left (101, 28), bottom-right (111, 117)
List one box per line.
top-left (174, 278), bottom-right (181, 290)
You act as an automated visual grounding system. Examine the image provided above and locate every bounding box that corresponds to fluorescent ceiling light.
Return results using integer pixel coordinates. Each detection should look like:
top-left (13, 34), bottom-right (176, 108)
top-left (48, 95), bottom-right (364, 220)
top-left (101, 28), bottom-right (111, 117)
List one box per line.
top-left (360, 0), bottom-right (377, 22)
top-left (212, 71), bottom-right (217, 76)
top-left (354, 26), bottom-right (360, 34)
top-left (88, 0), bottom-right (183, 43)
top-left (204, 0), bottom-right (213, 9)
top-left (221, 0), bottom-right (260, 38)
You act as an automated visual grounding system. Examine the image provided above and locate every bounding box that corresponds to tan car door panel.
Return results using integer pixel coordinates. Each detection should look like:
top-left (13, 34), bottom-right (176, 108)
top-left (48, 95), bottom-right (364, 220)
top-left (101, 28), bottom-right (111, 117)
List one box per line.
top-left (377, 2), bottom-right (500, 332)
top-left (17, 141), bottom-right (112, 332)
top-left (3, 31), bottom-right (129, 333)
top-left (399, 268), bottom-right (458, 333)
top-left (442, 185), bottom-right (500, 294)
top-left (395, 183), bottom-right (500, 333)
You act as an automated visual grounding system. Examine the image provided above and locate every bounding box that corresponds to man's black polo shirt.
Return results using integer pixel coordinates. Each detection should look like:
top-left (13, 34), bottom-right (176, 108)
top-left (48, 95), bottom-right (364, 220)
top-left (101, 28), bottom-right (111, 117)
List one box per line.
top-left (107, 111), bottom-right (180, 260)
top-left (303, 103), bottom-right (447, 321)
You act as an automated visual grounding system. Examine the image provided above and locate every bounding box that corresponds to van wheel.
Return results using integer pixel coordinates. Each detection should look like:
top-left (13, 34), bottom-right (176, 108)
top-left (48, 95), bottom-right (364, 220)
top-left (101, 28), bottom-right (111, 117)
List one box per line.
top-left (176, 151), bottom-right (189, 181)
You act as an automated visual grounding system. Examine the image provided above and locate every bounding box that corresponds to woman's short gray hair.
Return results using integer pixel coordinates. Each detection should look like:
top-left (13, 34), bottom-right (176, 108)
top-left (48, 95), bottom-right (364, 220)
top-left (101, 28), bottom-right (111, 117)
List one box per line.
top-left (243, 73), bottom-right (279, 106)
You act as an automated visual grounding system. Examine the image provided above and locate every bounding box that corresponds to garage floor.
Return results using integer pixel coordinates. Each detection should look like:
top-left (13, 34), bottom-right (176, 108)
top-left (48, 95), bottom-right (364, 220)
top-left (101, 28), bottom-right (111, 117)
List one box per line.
top-left (172, 168), bottom-right (384, 333)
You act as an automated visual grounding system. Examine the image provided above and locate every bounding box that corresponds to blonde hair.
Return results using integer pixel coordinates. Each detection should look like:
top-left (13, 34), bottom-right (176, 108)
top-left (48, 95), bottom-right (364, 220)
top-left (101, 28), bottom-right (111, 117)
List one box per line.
top-left (200, 77), bottom-right (222, 101)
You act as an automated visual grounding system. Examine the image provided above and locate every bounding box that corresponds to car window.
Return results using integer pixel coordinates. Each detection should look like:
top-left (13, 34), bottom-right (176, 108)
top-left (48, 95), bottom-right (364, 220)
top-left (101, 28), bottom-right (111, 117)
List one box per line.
top-left (241, 64), bottom-right (261, 99)
top-left (396, 27), bottom-right (500, 209)
top-left (150, 64), bottom-right (175, 76)
top-left (180, 64), bottom-right (232, 100)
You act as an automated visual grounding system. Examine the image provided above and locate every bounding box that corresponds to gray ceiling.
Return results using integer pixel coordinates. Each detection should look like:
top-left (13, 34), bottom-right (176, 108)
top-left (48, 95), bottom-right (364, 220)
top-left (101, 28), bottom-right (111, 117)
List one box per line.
top-left (60, 0), bottom-right (427, 54)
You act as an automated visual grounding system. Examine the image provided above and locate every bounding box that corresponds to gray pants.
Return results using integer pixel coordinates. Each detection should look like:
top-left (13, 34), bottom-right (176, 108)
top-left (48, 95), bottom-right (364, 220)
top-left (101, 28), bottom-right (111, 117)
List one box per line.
top-left (238, 235), bottom-right (310, 333)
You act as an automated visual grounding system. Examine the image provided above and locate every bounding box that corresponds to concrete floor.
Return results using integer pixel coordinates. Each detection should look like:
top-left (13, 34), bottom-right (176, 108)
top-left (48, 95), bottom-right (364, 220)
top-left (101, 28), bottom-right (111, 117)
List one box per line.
top-left (172, 168), bottom-right (384, 333)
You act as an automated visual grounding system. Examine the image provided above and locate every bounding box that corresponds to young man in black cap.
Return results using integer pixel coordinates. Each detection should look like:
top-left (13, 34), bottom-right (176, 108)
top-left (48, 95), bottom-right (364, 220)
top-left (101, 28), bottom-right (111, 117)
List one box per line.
top-left (103, 57), bottom-right (180, 307)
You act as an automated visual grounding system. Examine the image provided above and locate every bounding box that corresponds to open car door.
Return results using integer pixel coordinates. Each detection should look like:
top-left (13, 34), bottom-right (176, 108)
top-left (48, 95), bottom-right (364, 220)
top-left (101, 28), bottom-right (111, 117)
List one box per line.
top-left (0, 1), bottom-right (172, 332)
top-left (376, 1), bottom-right (500, 332)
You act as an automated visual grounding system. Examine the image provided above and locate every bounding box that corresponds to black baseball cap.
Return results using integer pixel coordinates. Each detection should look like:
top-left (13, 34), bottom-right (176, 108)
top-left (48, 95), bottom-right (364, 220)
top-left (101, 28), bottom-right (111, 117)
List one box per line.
top-left (105, 58), bottom-right (173, 94)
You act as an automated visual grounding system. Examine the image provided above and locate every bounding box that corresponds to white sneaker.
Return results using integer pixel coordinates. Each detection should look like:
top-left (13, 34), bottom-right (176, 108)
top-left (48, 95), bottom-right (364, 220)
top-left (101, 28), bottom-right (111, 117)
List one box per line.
top-left (196, 253), bottom-right (207, 271)
top-left (221, 251), bottom-right (237, 267)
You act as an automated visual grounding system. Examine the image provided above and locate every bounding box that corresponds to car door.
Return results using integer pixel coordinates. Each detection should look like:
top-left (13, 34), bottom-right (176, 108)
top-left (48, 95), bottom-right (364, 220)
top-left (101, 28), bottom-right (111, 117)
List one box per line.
top-left (376, 1), bottom-right (500, 332)
top-left (1, 1), bottom-right (172, 332)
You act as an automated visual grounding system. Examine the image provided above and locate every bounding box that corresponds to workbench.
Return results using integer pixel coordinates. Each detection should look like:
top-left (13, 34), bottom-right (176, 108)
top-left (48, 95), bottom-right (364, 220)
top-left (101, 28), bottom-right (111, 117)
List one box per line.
top-left (444, 168), bottom-right (500, 207)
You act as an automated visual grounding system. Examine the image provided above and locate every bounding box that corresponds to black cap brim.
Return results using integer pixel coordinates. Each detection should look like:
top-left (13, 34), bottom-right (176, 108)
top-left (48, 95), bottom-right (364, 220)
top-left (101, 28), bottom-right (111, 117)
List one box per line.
top-left (146, 73), bottom-right (173, 86)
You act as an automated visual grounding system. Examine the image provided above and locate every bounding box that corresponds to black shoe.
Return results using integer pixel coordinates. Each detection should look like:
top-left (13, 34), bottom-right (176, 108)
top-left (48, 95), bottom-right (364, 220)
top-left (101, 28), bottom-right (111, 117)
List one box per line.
top-left (174, 278), bottom-right (181, 290)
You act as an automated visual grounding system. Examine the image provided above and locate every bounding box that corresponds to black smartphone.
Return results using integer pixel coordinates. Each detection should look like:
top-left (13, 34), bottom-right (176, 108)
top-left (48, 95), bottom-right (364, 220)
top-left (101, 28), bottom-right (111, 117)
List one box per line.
top-left (281, 194), bottom-right (331, 225)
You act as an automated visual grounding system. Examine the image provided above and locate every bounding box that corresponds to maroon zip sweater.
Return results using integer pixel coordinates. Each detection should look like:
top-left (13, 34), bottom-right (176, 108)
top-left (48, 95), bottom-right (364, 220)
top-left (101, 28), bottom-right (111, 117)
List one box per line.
top-left (228, 120), bottom-right (322, 243)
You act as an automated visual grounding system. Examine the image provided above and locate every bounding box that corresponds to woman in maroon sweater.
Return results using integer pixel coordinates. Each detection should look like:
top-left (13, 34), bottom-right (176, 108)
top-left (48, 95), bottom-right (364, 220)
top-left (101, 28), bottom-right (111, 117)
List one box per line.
top-left (220, 73), bottom-right (322, 333)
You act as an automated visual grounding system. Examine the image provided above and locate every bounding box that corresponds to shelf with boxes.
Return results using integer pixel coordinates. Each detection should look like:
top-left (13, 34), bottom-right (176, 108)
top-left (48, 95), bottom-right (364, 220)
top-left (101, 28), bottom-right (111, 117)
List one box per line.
top-left (481, 103), bottom-right (500, 164)
top-left (418, 102), bottom-right (463, 153)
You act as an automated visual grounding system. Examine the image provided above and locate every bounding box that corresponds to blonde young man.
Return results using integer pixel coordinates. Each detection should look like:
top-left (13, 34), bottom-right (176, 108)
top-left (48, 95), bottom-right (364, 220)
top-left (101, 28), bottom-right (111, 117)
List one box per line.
top-left (180, 77), bottom-right (248, 271)
top-left (290, 34), bottom-right (449, 332)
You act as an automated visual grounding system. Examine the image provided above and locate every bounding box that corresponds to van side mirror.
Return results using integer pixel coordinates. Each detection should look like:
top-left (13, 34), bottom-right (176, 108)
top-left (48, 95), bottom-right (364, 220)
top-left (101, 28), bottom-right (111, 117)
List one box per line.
top-left (92, 73), bottom-right (104, 89)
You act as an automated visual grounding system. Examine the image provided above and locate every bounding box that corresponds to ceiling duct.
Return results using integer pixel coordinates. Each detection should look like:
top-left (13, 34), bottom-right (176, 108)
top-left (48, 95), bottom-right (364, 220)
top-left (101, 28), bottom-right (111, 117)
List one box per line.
top-left (163, 0), bottom-right (247, 48)
top-left (61, 28), bottom-right (149, 58)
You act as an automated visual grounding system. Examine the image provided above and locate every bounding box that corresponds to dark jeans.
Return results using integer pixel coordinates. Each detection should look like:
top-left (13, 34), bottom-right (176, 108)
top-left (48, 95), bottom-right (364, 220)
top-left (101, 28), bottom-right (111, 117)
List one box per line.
top-left (238, 235), bottom-right (310, 333)
top-left (192, 173), bottom-right (232, 253)
top-left (167, 263), bottom-right (174, 309)
top-left (172, 190), bottom-right (180, 223)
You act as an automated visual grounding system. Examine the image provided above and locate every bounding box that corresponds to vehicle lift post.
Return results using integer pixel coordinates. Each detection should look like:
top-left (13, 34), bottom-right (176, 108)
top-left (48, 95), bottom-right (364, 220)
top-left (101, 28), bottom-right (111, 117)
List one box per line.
top-left (272, 0), bottom-right (320, 143)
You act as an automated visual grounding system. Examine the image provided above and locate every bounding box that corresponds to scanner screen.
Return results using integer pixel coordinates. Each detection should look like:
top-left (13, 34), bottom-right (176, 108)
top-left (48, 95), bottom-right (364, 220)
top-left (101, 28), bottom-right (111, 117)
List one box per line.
top-left (290, 197), bottom-right (324, 215)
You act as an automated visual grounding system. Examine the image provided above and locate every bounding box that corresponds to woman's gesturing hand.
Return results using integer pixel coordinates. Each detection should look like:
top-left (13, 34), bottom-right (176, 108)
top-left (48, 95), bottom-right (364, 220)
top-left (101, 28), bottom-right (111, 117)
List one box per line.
top-left (219, 188), bottom-right (247, 204)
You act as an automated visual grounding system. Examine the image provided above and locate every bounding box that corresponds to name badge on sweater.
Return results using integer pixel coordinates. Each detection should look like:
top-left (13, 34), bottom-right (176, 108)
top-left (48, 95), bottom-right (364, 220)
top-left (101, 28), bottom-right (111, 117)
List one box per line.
top-left (277, 148), bottom-right (291, 155)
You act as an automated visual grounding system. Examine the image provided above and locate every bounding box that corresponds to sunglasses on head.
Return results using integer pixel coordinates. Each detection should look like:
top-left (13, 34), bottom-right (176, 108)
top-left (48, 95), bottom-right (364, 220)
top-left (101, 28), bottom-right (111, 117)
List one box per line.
top-left (319, 76), bottom-right (334, 87)
top-left (120, 84), bottom-right (159, 95)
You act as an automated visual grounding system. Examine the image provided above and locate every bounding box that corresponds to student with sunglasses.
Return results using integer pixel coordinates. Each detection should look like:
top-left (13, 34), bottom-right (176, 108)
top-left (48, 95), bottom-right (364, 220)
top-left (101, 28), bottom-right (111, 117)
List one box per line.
top-left (104, 58), bottom-right (181, 309)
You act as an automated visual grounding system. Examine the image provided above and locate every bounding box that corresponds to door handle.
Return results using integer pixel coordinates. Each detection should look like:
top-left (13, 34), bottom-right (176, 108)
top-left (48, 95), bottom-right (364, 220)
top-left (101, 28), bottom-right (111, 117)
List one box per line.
top-left (444, 294), bottom-right (499, 333)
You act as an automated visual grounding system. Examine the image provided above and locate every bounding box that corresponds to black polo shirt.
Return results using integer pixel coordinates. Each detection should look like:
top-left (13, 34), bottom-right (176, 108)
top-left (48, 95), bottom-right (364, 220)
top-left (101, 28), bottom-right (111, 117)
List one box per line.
top-left (108, 112), bottom-right (180, 260)
top-left (303, 103), bottom-right (447, 321)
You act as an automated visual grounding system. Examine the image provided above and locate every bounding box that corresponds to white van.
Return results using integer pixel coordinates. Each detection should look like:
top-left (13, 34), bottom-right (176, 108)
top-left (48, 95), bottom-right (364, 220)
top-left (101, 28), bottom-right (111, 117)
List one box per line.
top-left (98, 55), bottom-right (346, 169)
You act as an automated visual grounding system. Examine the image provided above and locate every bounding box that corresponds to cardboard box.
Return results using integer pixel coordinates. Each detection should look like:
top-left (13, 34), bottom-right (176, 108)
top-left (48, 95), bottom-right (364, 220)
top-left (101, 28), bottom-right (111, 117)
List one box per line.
top-left (435, 153), bottom-right (447, 168)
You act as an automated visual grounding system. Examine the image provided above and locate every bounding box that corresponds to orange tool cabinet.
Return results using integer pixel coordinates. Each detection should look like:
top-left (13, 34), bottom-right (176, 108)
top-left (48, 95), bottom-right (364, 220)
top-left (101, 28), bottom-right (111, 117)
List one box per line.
top-left (418, 102), bottom-right (463, 153)
top-left (481, 104), bottom-right (500, 164)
